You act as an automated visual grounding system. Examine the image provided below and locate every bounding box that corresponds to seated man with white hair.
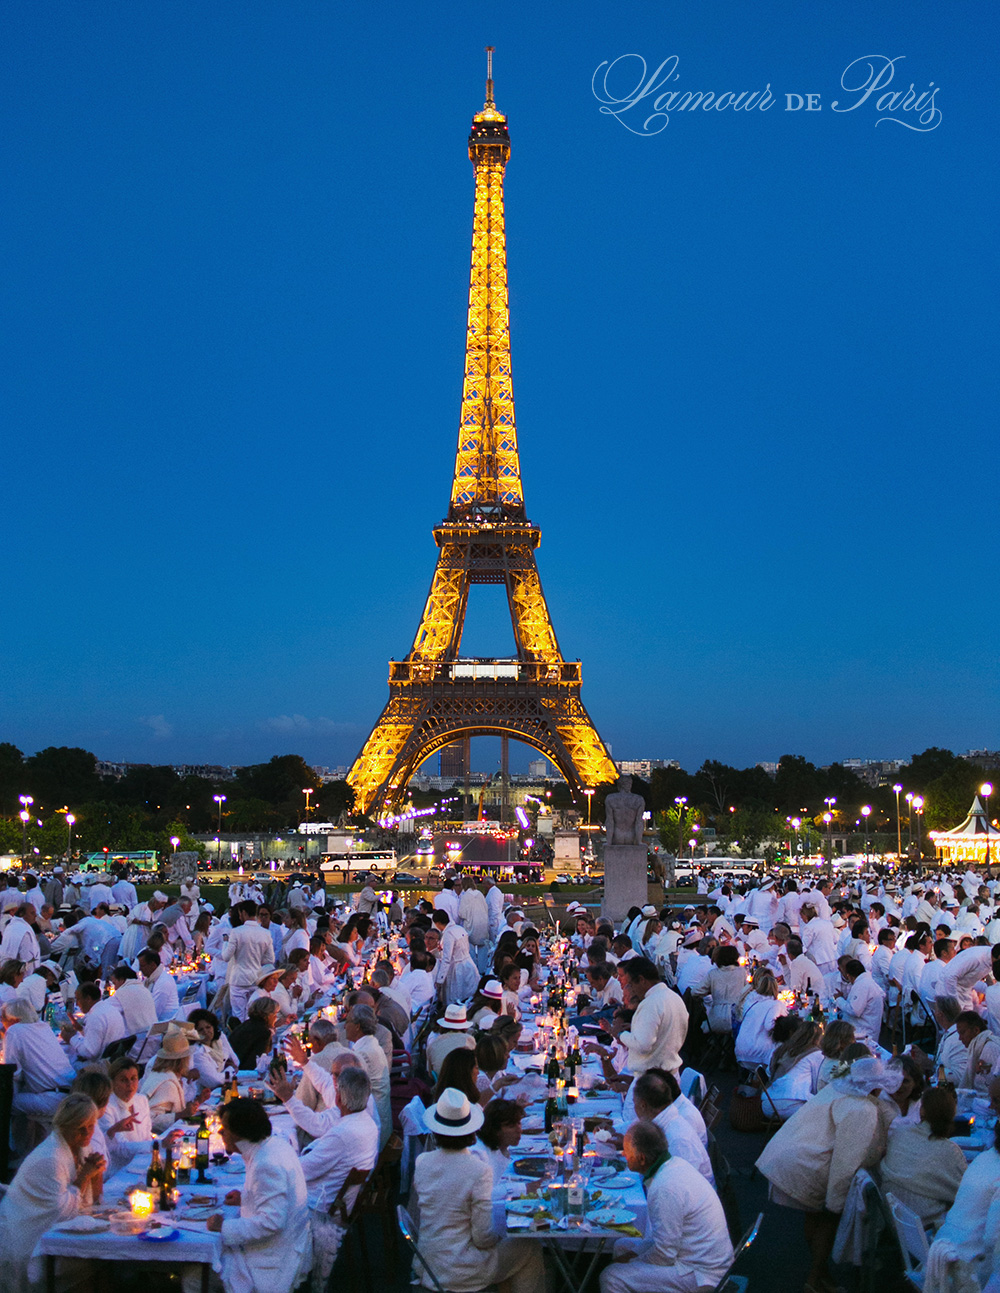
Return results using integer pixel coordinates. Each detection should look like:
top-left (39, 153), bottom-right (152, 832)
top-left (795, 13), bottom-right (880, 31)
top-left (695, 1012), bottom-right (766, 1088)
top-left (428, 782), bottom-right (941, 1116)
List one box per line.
top-left (0, 998), bottom-right (76, 1149)
top-left (344, 1004), bottom-right (392, 1149)
top-left (599, 1120), bottom-right (732, 1293)
top-left (138, 947), bottom-right (180, 1021)
top-left (60, 981), bottom-right (126, 1062)
top-left (631, 1068), bottom-right (714, 1184)
top-left (269, 1060), bottom-right (379, 1281)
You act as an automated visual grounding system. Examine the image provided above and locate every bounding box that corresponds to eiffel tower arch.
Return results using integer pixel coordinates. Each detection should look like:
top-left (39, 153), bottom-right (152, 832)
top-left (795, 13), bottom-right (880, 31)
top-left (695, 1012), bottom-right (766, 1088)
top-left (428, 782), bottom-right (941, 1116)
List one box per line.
top-left (348, 52), bottom-right (617, 819)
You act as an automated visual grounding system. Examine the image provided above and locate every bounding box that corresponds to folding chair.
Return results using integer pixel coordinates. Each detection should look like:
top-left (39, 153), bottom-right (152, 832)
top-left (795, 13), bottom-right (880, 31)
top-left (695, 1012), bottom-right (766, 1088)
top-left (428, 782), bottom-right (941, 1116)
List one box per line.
top-left (352, 1134), bottom-right (404, 1284)
top-left (754, 1065), bottom-right (785, 1136)
top-left (885, 1191), bottom-right (930, 1290)
top-left (101, 1034), bottom-right (136, 1063)
top-left (397, 1204), bottom-right (446, 1293)
top-left (679, 1067), bottom-right (706, 1103)
top-left (695, 1211), bottom-right (763, 1293)
top-left (133, 1021), bottom-right (170, 1067)
top-left (700, 1097), bottom-right (722, 1133)
top-left (707, 1135), bottom-right (743, 1245)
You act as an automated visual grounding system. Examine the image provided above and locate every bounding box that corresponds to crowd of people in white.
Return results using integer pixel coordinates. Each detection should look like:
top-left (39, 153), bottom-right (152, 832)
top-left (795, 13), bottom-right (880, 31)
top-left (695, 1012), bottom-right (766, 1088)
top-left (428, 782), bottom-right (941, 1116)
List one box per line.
top-left (0, 861), bottom-right (996, 1293)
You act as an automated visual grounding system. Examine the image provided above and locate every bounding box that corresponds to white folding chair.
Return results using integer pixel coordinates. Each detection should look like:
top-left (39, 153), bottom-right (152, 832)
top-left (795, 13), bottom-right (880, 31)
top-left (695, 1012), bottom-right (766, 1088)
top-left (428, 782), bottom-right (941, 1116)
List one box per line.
top-left (885, 1191), bottom-right (930, 1290)
top-left (696, 1211), bottom-right (763, 1293)
top-left (679, 1066), bottom-right (707, 1103)
top-left (397, 1204), bottom-right (447, 1293)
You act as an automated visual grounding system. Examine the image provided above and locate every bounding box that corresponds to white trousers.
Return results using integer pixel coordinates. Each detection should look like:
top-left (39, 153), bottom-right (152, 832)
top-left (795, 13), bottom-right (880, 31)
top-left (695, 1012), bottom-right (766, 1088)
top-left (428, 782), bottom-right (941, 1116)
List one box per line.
top-left (600, 1258), bottom-right (706, 1293)
top-left (228, 984), bottom-right (253, 1023)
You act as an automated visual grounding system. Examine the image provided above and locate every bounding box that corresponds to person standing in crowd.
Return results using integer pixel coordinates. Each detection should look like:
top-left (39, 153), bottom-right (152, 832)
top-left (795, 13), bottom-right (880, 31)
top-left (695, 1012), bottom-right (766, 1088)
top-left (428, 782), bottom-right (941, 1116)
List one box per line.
top-left (222, 900), bottom-right (276, 1022)
top-left (609, 957), bottom-right (688, 1079)
top-left (458, 877), bottom-right (491, 973)
top-left (432, 909), bottom-right (479, 1005)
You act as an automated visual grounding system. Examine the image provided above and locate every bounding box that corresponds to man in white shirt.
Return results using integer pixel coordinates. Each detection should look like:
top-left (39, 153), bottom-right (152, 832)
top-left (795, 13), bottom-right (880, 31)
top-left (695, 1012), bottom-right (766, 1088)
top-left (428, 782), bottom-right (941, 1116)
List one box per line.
top-left (435, 879), bottom-right (461, 924)
top-left (837, 960), bottom-right (886, 1045)
top-left (457, 878), bottom-right (491, 973)
top-left (800, 904), bottom-right (839, 976)
top-left (110, 875), bottom-right (138, 910)
top-left (612, 959), bottom-right (688, 1078)
top-left (600, 1120), bottom-right (732, 1293)
top-left (632, 1068), bottom-right (714, 1184)
top-left (484, 877), bottom-right (504, 942)
top-left (222, 901), bottom-right (277, 1021)
top-left (676, 938), bottom-right (715, 996)
top-left (804, 880), bottom-right (834, 921)
top-left (776, 881), bottom-right (806, 934)
top-left (1, 999), bottom-right (77, 1143)
top-left (779, 937), bottom-right (824, 995)
top-left (138, 948), bottom-right (180, 1021)
top-left (940, 944), bottom-right (993, 1012)
top-left (61, 982), bottom-right (126, 1062)
top-left (0, 905), bottom-right (41, 972)
top-left (108, 965), bottom-right (159, 1035)
top-left (87, 876), bottom-right (114, 910)
top-left (344, 1004), bottom-right (392, 1149)
top-left (920, 938), bottom-right (956, 1013)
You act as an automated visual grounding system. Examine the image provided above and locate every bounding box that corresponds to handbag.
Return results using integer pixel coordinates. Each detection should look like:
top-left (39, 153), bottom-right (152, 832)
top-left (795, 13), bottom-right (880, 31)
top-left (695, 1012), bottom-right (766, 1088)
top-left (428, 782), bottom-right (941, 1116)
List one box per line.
top-left (728, 1082), bottom-right (765, 1132)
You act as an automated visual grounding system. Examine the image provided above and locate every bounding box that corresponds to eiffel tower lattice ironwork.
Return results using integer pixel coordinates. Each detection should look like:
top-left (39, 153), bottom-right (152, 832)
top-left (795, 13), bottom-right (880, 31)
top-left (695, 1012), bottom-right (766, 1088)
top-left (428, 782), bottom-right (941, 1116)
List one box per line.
top-left (347, 52), bottom-right (617, 818)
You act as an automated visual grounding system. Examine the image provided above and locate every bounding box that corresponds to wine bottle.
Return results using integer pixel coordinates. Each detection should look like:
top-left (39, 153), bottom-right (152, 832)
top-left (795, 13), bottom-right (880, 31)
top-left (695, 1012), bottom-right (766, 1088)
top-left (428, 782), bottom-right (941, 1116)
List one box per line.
top-left (546, 1047), bottom-right (560, 1086)
top-left (146, 1141), bottom-right (163, 1190)
top-left (195, 1115), bottom-right (210, 1173)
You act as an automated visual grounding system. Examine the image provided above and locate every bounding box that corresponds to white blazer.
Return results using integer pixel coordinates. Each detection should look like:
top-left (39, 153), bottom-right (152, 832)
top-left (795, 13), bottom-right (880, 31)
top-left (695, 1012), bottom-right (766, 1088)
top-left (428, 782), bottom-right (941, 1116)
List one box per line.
top-left (220, 1135), bottom-right (312, 1293)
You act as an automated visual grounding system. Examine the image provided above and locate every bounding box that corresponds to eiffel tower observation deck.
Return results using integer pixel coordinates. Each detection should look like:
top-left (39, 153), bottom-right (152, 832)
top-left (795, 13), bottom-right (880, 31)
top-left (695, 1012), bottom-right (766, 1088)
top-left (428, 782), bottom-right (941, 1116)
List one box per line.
top-left (347, 52), bottom-right (617, 819)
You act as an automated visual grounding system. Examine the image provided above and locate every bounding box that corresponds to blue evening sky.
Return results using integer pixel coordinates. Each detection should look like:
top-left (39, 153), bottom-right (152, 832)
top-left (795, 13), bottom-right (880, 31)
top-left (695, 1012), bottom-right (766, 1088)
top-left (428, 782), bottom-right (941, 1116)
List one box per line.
top-left (2, 2), bottom-right (994, 775)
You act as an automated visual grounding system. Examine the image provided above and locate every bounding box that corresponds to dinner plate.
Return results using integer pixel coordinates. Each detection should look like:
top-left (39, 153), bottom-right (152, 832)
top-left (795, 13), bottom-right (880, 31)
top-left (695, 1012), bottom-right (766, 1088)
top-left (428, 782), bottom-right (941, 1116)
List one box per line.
top-left (140, 1226), bottom-right (181, 1242)
top-left (595, 1174), bottom-right (637, 1190)
top-left (506, 1198), bottom-right (550, 1216)
top-left (56, 1216), bottom-right (109, 1234)
top-left (587, 1206), bottom-right (634, 1226)
top-left (512, 1157), bottom-right (551, 1177)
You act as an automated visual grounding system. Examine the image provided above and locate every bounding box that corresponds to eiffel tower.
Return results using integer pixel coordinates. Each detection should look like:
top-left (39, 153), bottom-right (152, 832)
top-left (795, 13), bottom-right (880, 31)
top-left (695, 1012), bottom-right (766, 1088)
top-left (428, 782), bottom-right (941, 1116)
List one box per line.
top-left (347, 52), bottom-right (617, 819)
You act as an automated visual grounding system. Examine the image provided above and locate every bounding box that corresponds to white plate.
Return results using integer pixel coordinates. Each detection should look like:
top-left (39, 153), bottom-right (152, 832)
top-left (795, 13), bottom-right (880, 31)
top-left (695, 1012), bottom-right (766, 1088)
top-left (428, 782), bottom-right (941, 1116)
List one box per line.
top-left (596, 1174), bottom-right (636, 1190)
top-left (507, 1198), bottom-right (550, 1216)
top-left (56, 1216), bottom-right (110, 1234)
top-left (587, 1206), bottom-right (634, 1226)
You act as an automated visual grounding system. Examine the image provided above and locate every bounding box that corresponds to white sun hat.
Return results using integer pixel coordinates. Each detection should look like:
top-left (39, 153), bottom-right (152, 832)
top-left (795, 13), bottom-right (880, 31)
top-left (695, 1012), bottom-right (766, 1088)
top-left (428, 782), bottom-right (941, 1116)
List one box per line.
top-left (424, 1087), bottom-right (485, 1137)
top-left (436, 1004), bottom-right (472, 1030)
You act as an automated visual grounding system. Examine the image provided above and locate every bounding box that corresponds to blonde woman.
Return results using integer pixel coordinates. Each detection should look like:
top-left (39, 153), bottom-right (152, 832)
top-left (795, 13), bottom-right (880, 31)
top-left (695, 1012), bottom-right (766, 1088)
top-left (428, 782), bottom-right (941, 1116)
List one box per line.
top-left (0, 1092), bottom-right (105, 1293)
top-left (734, 968), bottom-right (786, 1069)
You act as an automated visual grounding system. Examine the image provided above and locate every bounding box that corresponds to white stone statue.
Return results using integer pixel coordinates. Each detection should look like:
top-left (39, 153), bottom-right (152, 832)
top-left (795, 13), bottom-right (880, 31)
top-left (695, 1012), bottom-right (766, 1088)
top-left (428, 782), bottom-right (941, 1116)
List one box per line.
top-left (603, 776), bottom-right (646, 847)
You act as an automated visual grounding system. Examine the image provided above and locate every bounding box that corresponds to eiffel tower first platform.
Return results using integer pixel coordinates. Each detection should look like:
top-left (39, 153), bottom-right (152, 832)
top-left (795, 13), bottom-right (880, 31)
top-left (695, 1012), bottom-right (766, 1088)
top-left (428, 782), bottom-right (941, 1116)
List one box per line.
top-left (347, 52), bottom-right (617, 819)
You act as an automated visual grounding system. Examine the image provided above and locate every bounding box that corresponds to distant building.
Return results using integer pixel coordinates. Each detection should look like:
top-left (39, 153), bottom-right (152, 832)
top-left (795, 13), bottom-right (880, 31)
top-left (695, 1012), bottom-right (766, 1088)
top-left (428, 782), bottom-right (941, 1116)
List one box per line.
top-left (616, 759), bottom-right (679, 780)
top-left (963, 749), bottom-right (1000, 771)
top-left (757, 762), bottom-right (779, 777)
top-left (95, 761), bottom-right (238, 781)
top-left (528, 757), bottom-right (548, 778)
top-left (841, 758), bottom-right (906, 788)
top-left (440, 742), bottom-right (465, 778)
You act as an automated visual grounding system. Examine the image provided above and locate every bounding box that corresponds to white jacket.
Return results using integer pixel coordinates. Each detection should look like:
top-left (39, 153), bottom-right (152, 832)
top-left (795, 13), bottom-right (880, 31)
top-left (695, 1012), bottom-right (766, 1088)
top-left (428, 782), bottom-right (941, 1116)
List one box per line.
top-left (0, 1132), bottom-right (88, 1293)
top-left (620, 982), bottom-right (688, 1075)
top-left (412, 1148), bottom-right (501, 1290)
top-left (220, 1135), bottom-right (312, 1293)
top-left (299, 1109), bottom-right (379, 1211)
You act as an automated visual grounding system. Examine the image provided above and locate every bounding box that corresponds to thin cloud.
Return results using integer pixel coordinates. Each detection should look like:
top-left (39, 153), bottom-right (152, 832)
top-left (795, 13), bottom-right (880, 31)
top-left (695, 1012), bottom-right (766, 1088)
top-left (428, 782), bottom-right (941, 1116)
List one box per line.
top-left (259, 715), bottom-right (359, 735)
top-left (139, 714), bottom-right (173, 740)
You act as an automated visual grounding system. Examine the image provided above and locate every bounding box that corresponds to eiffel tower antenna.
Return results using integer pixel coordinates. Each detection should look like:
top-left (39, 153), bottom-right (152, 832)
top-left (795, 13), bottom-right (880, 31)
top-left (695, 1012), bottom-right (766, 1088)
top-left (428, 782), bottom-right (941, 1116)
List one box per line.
top-left (348, 59), bottom-right (617, 819)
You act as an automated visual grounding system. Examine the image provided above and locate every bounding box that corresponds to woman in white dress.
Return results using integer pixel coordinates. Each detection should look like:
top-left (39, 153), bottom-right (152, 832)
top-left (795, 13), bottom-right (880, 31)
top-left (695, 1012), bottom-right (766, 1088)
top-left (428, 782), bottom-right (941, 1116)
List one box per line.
top-left (433, 910), bottom-right (479, 1005)
top-left (694, 945), bottom-right (748, 1034)
top-left (0, 1093), bottom-right (106, 1293)
top-left (282, 910), bottom-right (310, 959)
top-left (187, 1007), bottom-right (239, 1089)
top-left (735, 969), bottom-right (787, 1069)
top-left (765, 1019), bottom-right (824, 1119)
top-left (472, 1098), bottom-right (524, 1189)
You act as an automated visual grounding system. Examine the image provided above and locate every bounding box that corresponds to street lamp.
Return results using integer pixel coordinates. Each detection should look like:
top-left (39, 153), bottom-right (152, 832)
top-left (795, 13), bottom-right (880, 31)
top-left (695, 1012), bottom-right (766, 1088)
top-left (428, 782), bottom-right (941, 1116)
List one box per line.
top-left (170, 836), bottom-right (180, 853)
top-left (688, 837), bottom-right (697, 860)
top-left (213, 794), bottom-right (226, 870)
top-left (674, 797), bottom-right (687, 857)
top-left (905, 793), bottom-right (914, 849)
top-left (65, 813), bottom-right (75, 863)
top-left (861, 805), bottom-right (872, 862)
top-left (303, 788), bottom-right (313, 819)
top-left (982, 783), bottom-right (994, 873)
top-left (791, 817), bottom-right (801, 860)
top-left (912, 795), bottom-right (924, 874)
top-left (18, 796), bottom-right (33, 865)
top-left (584, 789), bottom-right (594, 829)
top-left (892, 785), bottom-right (903, 859)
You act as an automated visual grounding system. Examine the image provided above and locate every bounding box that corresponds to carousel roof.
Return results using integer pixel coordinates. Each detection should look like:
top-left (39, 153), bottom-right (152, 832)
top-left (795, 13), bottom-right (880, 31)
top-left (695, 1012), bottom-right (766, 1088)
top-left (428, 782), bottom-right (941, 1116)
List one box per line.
top-left (931, 795), bottom-right (1000, 841)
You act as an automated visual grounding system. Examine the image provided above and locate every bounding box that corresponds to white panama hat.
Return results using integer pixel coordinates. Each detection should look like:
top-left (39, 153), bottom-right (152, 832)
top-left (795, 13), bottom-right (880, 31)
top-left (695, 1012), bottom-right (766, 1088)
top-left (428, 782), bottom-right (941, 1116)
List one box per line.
top-left (424, 1087), bottom-right (485, 1137)
top-left (437, 1004), bottom-right (472, 1030)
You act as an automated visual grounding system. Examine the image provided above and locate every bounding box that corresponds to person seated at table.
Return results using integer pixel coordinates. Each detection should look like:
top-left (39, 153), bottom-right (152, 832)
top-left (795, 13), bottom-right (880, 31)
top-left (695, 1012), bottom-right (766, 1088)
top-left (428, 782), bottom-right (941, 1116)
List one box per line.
top-left (491, 932), bottom-right (520, 981)
top-left (880, 1053), bottom-right (926, 1125)
top-left (140, 1023), bottom-right (207, 1131)
top-left (489, 1013), bottom-right (523, 1058)
top-left (229, 995), bottom-right (279, 1071)
top-left (928, 1121), bottom-right (1000, 1290)
top-left (247, 964), bottom-right (296, 1025)
top-left (692, 944), bottom-right (745, 1034)
top-left (475, 1033), bottom-right (523, 1103)
top-left (957, 1010), bottom-right (1000, 1093)
top-left (426, 1002), bottom-right (476, 1079)
top-left (108, 963), bottom-right (158, 1035)
top-left (599, 1120), bottom-right (733, 1293)
top-left (60, 981), bottom-right (126, 1062)
top-left (412, 1088), bottom-right (544, 1293)
top-left (0, 997), bottom-right (76, 1151)
top-left (435, 1047), bottom-right (485, 1110)
top-left (472, 1097), bottom-right (524, 1188)
top-left (101, 1055), bottom-right (153, 1147)
top-left (71, 1066), bottom-right (135, 1177)
top-left (189, 1007), bottom-right (240, 1089)
top-left (468, 980), bottom-right (503, 1029)
top-left (138, 946), bottom-right (180, 1021)
top-left (0, 957), bottom-right (27, 1005)
top-left (881, 1086), bottom-right (968, 1229)
top-left (204, 1098), bottom-right (312, 1293)
top-left (290, 1063), bottom-right (379, 1287)
top-left (0, 1092), bottom-right (106, 1293)
top-left (576, 962), bottom-right (624, 1020)
top-left (370, 964), bottom-right (413, 1037)
top-left (734, 968), bottom-right (787, 1070)
top-left (631, 1068), bottom-right (713, 1183)
top-left (765, 1019), bottom-right (825, 1119)
top-left (398, 947), bottom-right (436, 1015)
top-left (345, 1003), bottom-right (392, 1149)
top-left (815, 1020), bottom-right (856, 1088)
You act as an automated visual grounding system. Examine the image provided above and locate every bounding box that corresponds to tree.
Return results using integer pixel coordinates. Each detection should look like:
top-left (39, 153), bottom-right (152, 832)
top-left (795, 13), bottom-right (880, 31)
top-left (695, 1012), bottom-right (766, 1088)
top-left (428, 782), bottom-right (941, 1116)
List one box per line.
top-left (773, 755), bottom-right (821, 811)
top-left (0, 743), bottom-right (25, 814)
top-left (726, 804), bottom-right (780, 858)
top-left (694, 761), bottom-right (739, 814)
top-left (316, 779), bottom-right (356, 820)
top-left (924, 763), bottom-right (986, 831)
top-left (234, 755), bottom-right (320, 807)
top-left (22, 746), bottom-right (101, 809)
top-left (905, 748), bottom-right (962, 791)
top-left (649, 766), bottom-right (699, 813)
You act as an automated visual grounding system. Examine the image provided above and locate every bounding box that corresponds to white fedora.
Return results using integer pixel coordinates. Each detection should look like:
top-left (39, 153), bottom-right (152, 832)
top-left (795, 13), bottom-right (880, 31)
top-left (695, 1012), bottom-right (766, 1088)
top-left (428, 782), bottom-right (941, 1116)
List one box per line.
top-left (424, 1087), bottom-right (484, 1137)
top-left (436, 1004), bottom-right (471, 1030)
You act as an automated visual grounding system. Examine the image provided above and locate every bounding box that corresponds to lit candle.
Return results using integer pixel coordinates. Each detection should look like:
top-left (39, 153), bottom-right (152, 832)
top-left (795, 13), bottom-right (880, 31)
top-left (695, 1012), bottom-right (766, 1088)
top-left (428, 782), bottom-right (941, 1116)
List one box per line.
top-left (130, 1189), bottom-right (154, 1218)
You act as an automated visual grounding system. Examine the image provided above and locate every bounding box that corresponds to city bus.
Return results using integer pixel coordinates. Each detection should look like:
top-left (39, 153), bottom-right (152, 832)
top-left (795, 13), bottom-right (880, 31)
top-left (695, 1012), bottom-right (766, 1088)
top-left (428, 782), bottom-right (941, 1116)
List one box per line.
top-left (319, 849), bottom-right (398, 879)
top-left (83, 850), bottom-right (159, 873)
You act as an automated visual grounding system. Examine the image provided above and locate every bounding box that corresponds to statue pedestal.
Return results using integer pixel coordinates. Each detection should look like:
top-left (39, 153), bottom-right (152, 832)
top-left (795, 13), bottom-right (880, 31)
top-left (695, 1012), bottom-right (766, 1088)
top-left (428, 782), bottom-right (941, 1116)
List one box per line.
top-left (601, 844), bottom-right (648, 922)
